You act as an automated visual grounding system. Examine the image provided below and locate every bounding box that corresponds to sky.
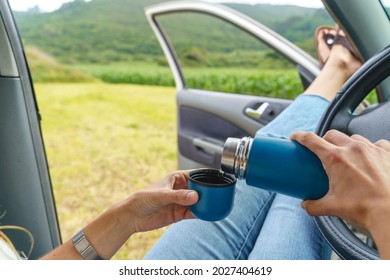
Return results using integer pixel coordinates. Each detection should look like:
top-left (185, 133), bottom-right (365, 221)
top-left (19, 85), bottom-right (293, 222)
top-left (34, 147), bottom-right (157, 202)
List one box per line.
top-left (8, 0), bottom-right (325, 12)
top-left (8, 0), bottom-right (390, 12)
top-left (9, 0), bottom-right (91, 12)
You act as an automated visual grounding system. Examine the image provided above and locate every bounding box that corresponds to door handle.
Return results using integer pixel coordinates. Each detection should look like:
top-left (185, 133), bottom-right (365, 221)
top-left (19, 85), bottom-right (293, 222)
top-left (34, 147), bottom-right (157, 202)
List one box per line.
top-left (193, 138), bottom-right (224, 155)
top-left (245, 102), bottom-right (269, 119)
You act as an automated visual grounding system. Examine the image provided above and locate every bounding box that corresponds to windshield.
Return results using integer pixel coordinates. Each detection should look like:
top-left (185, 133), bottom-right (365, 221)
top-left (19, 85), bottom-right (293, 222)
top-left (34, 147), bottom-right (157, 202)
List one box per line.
top-left (381, 0), bottom-right (390, 19)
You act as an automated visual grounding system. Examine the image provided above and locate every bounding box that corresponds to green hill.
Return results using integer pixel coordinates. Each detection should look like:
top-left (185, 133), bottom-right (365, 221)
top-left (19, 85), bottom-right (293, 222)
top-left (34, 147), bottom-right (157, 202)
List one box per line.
top-left (25, 46), bottom-right (97, 83)
top-left (14, 0), bottom-right (333, 65)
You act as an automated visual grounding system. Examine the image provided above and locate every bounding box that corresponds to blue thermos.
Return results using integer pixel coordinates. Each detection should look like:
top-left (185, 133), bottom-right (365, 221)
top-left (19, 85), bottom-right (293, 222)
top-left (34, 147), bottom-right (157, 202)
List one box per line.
top-left (221, 136), bottom-right (329, 200)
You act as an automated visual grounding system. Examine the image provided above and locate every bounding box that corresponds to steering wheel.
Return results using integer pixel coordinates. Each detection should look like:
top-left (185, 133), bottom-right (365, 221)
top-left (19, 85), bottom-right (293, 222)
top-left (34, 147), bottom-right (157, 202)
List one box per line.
top-left (314, 45), bottom-right (390, 260)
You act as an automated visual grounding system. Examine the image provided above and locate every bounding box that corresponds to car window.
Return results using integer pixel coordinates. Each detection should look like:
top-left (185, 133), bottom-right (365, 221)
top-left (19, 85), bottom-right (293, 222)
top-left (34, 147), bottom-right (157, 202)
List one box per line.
top-left (212, 1), bottom-right (334, 57)
top-left (157, 12), bottom-right (304, 100)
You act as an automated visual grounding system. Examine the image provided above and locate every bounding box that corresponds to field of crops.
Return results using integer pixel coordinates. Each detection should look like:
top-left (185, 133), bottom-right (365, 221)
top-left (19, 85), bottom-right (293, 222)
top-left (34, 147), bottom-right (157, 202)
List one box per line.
top-left (76, 63), bottom-right (304, 99)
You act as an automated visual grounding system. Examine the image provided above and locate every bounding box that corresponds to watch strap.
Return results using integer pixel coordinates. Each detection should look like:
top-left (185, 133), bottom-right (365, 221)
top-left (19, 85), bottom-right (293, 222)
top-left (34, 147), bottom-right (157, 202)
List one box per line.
top-left (72, 230), bottom-right (103, 260)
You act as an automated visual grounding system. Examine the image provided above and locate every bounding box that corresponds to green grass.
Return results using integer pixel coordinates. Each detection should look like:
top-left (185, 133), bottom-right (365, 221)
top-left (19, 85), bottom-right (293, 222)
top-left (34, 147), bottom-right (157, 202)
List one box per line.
top-left (35, 83), bottom-right (178, 259)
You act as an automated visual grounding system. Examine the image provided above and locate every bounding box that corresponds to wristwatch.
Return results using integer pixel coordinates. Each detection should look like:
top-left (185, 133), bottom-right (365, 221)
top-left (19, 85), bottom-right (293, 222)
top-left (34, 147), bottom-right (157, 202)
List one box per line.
top-left (72, 230), bottom-right (103, 260)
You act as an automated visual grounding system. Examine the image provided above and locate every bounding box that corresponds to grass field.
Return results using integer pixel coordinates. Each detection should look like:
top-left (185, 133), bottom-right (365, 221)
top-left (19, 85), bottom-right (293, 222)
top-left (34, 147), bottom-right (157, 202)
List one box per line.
top-left (35, 83), bottom-right (178, 259)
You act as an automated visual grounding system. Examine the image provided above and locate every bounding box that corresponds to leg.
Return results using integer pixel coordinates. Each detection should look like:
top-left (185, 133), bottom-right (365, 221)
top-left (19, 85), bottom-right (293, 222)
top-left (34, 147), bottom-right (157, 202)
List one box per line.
top-left (247, 94), bottom-right (331, 259)
top-left (247, 28), bottom-right (362, 260)
top-left (248, 195), bottom-right (332, 259)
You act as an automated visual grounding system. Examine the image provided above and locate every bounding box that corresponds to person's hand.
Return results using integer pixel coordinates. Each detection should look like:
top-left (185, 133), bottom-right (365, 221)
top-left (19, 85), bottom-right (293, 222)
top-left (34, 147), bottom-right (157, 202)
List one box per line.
top-left (127, 170), bottom-right (198, 233)
top-left (290, 130), bottom-right (390, 230)
top-left (41, 170), bottom-right (199, 260)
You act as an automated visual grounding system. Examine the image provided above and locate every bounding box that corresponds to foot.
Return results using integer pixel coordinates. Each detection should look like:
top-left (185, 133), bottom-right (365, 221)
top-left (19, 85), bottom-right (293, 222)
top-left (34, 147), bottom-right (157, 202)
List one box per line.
top-left (306, 28), bottom-right (363, 101)
top-left (323, 41), bottom-right (362, 81)
top-left (315, 27), bottom-right (337, 67)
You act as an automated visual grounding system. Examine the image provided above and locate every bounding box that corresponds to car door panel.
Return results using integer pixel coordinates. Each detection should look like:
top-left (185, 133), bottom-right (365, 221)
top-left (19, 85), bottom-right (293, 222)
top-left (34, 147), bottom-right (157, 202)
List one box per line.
top-left (0, 0), bottom-right (61, 259)
top-left (177, 89), bottom-right (291, 169)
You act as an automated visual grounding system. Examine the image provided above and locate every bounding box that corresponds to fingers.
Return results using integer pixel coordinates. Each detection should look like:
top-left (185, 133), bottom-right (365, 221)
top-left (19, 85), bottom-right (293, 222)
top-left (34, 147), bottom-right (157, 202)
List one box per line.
top-left (375, 139), bottom-right (390, 152)
top-left (290, 130), bottom-right (334, 160)
top-left (291, 130), bottom-right (381, 159)
top-left (182, 207), bottom-right (196, 220)
top-left (350, 135), bottom-right (390, 152)
top-left (345, 134), bottom-right (390, 152)
top-left (168, 170), bottom-right (191, 190)
top-left (149, 170), bottom-right (190, 190)
top-left (323, 130), bottom-right (352, 146)
top-left (326, 131), bottom-right (388, 150)
top-left (351, 134), bottom-right (372, 145)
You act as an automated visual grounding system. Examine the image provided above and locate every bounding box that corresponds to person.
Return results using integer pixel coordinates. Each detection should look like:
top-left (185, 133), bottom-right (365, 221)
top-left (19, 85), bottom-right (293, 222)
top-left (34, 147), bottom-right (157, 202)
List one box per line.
top-left (143, 26), bottom-right (364, 260)
top-left (291, 129), bottom-right (390, 260)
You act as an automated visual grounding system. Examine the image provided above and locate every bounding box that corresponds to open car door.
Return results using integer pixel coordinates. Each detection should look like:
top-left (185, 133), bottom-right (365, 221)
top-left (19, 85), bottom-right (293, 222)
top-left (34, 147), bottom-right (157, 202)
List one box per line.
top-left (145, 1), bottom-right (321, 170)
top-left (0, 0), bottom-right (60, 259)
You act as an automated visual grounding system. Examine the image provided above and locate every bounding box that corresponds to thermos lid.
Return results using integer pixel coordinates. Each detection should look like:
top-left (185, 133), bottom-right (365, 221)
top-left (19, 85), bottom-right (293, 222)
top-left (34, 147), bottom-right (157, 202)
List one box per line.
top-left (221, 137), bottom-right (240, 175)
top-left (221, 137), bottom-right (252, 179)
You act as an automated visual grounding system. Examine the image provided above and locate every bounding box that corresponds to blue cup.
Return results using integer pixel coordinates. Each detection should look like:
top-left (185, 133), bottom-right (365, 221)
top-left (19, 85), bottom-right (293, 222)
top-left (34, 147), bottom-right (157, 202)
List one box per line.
top-left (188, 169), bottom-right (236, 222)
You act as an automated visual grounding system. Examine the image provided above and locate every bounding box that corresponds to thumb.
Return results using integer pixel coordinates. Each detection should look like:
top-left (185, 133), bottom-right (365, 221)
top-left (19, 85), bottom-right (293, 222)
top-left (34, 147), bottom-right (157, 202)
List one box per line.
top-left (174, 189), bottom-right (199, 206)
top-left (151, 189), bottom-right (199, 207)
top-left (301, 198), bottom-right (332, 217)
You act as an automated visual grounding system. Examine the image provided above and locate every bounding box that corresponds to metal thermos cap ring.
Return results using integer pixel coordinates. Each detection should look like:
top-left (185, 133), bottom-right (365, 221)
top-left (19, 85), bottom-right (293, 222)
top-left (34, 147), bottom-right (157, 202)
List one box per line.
top-left (221, 137), bottom-right (252, 179)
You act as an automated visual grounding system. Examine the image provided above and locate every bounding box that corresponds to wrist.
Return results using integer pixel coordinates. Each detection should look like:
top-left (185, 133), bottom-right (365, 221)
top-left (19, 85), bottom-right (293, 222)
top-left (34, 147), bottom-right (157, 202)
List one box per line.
top-left (365, 202), bottom-right (390, 257)
top-left (118, 196), bottom-right (138, 235)
top-left (365, 198), bottom-right (390, 230)
top-left (81, 199), bottom-right (137, 259)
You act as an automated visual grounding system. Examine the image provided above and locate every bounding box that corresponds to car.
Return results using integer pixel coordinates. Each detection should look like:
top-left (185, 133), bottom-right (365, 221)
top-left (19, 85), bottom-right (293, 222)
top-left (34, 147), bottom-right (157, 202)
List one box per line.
top-left (0, 0), bottom-right (389, 260)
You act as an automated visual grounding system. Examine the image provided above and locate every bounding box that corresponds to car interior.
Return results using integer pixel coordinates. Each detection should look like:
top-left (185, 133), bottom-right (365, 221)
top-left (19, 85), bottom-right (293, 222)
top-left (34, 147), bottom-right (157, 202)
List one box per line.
top-left (0, 0), bottom-right (389, 259)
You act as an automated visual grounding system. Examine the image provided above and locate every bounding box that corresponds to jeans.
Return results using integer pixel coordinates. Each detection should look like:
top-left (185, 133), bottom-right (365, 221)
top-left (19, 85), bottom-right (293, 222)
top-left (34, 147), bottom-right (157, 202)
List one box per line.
top-left (144, 94), bottom-right (332, 260)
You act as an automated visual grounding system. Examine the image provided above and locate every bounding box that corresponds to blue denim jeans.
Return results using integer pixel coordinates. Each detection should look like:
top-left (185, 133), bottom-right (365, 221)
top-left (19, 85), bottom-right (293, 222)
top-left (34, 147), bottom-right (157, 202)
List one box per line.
top-left (144, 94), bottom-right (332, 260)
